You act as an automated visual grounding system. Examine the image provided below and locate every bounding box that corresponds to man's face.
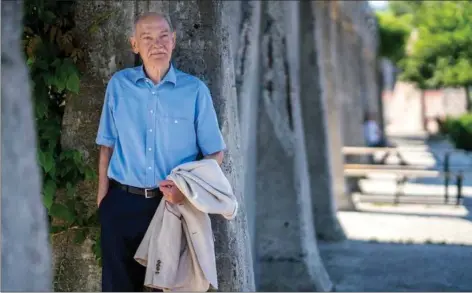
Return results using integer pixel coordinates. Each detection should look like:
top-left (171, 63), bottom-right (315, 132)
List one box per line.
top-left (130, 15), bottom-right (176, 67)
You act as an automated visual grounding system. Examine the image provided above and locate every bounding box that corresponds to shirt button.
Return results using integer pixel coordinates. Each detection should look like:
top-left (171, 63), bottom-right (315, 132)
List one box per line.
top-left (150, 110), bottom-right (154, 114)
top-left (174, 120), bottom-right (178, 123)
top-left (148, 166), bottom-right (152, 170)
top-left (149, 129), bottom-right (153, 132)
top-left (152, 91), bottom-right (156, 95)
top-left (148, 148), bottom-right (152, 151)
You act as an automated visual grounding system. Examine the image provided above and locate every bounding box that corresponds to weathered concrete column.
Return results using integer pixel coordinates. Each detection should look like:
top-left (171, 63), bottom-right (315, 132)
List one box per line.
top-left (331, 6), bottom-right (357, 211)
top-left (350, 34), bottom-right (367, 144)
top-left (166, 1), bottom-right (256, 290)
top-left (233, 0), bottom-right (263, 286)
top-left (337, 17), bottom-right (365, 199)
top-left (376, 58), bottom-right (387, 137)
top-left (356, 39), bottom-right (370, 114)
top-left (298, 0), bottom-right (345, 242)
top-left (57, 2), bottom-right (136, 291)
top-left (1, 1), bottom-right (53, 291)
top-left (338, 22), bottom-right (354, 146)
top-left (367, 56), bottom-right (378, 112)
top-left (256, 1), bottom-right (332, 291)
top-left (340, 21), bottom-right (365, 149)
top-left (363, 10), bottom-right (383, 129)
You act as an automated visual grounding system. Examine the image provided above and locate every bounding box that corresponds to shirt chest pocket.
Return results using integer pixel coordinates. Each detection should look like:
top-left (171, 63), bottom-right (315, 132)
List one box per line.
top-left (160, 115), bottom-right (197, 153)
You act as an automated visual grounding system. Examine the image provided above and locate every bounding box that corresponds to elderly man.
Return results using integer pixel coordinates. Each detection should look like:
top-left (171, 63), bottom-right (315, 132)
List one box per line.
top-left (95, 12), bottom-right (225, 292)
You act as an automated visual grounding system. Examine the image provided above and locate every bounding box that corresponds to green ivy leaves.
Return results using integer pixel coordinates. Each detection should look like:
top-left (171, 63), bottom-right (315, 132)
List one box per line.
top-left (25, 0), bottom-right (100, 263)
top-left (38, 150), bottom-right (55, 173)
top-left (42, 179), bottom-right (56, 209)
top-left (50, 203), bottom-right (76, 223)
top-left (67, 72), bottom-right (80, 93)
top-left (53, 58), bottom-right (80, 93)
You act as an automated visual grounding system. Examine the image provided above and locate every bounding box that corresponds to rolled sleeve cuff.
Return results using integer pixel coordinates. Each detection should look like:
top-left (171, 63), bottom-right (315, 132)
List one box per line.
top-left (200, 140), bottom-right (226, 156)
top-left (96, 136), bottom-right (115, 148)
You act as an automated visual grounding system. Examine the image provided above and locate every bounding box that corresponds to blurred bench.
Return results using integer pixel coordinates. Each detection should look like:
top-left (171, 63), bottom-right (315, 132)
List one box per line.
top-left (342, 146), bottom-right (421, 155)
top-left (342, 146), bottom-right (409, 165)
top-left (343, 163), bottom-right (464, 206)
top-left (342, 146), bottom-right (471, 205)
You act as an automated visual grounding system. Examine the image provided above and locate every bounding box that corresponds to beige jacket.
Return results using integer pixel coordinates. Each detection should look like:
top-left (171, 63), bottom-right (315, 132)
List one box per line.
top-left (134, 159), bottom-right (238, 292)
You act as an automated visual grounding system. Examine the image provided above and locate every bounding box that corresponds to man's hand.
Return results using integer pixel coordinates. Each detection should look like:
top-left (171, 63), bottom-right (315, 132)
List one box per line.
top-left (97, 193), bottom-right (106, 207)
top-left (159, 180), bottom-right (185, 204)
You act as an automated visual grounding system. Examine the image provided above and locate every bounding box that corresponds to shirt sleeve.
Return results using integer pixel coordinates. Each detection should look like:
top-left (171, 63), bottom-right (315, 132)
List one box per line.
top-left (95, 82), bottom-right (117, 148)
top-left (195, 82), bottom-right (226, 156)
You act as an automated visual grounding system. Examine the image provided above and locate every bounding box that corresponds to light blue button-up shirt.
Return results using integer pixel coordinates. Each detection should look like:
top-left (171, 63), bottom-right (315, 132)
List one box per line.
top-left (96, 64), bottom-right (226, 188)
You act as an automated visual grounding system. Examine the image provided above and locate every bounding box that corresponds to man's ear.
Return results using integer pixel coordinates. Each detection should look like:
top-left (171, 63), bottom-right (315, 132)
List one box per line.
top-left (172, 32), bottom-right (176, 50)
top-left (130, 36), bottom-right (139, 54)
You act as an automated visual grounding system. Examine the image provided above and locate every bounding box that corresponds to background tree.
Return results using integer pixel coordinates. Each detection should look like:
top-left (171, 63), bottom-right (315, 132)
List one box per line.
top-left (375, 0), bottom-right (424, 63)
top-left (399, 1), bottom-right (472, 110)
top-left (376, 10), bottom-right (412, 63)
top-left (388, 1), bottom-right (423, 20)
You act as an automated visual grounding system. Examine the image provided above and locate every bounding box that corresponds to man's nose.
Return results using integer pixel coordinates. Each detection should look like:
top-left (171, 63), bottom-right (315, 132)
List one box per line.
top-left (152, 38), bottom-right (164, 47)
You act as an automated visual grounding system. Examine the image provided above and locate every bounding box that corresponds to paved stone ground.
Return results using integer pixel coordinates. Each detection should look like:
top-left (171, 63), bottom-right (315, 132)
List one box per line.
top-left (319, 134), bottom-right (472, 292)
top-left (319, 240), bottom-right (472, 292)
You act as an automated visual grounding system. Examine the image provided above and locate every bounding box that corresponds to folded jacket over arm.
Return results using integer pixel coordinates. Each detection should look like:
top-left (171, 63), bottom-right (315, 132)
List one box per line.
top-left (134, 159), bottom-right (238, 292)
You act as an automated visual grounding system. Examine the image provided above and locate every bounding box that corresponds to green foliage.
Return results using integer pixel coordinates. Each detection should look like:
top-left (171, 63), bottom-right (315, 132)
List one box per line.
top-left (388, 1), bottom-right (423, 22)
top-left (23, 0), bottom-right (99, 261)
top-left (442, 114), bottom-right (472, 151)
top-left (399, 1), bottom-right (472, 90)
top-left (376, 11), bottom-right (412, 63)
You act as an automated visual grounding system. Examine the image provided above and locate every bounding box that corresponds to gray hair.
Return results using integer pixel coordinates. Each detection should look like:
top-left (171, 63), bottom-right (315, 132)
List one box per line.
top-left (132, 12), bottom-right (174, 36)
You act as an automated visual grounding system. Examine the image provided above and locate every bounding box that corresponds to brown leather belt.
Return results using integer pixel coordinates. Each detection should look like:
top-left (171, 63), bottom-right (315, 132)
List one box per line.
top-left (110, 179), bottom-right (162, 198)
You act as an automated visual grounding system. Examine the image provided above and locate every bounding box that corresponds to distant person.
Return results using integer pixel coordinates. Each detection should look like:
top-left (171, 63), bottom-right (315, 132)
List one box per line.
top-left (364, 112), bottom-right (385, 148)
top-left (363, 112), bottom-right (406, 165)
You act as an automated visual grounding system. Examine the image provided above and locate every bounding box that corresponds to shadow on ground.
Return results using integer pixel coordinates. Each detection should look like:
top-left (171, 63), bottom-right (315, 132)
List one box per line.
top-left (319, 239), bottom-right (472, 292)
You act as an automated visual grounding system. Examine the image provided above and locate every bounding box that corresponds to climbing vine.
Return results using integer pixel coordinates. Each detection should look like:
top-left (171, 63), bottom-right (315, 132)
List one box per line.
top-left (23, 0), bottom-right (100, 261)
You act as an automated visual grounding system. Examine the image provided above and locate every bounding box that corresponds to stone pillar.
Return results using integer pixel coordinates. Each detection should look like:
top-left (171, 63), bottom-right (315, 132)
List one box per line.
top-left (1, 1), bottom-right (53, 291)
top-left (351, 34), bottom-right (367, 144)
top-left (338, 17), bottom-right (364, 199)
top-left (57, 2), bottom-right (136, 291)
top-left (357, 39), bottom-right (369, 115)
top-left (256, 1), bottom-right (332, 291)
top-left (299, 0), bottom-right (345, 241)
top-left (233, 0), bottom-right (263, 286)
top-left (341, 21), bottom-right (365, 149)
top-left (376, 57), bottom-right (387, 137)
top-left (166, 1), bottom-right (256, 290)
top-left (366, 53), bottom-right (380, 119)
top-left (332, 6), bottom-right (358, 210)
top-left (338, 22), bottom-right (353, 146)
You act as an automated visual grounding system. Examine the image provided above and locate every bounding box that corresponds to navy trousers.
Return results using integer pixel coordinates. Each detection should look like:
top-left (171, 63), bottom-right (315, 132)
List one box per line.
top-left (99, 186), bottom-right (162, 292)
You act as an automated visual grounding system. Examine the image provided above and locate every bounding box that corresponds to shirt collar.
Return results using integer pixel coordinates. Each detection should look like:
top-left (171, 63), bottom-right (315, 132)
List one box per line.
top-left (133, 63), bottom-right (177, 86)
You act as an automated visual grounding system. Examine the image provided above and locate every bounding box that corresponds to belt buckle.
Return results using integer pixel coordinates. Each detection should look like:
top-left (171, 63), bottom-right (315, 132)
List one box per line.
top-left (144, 188), bottom-right (153, 199)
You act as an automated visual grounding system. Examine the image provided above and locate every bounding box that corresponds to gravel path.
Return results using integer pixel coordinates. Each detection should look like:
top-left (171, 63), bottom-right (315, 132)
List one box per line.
top-left (320, 135), bottom-right (472, 292)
